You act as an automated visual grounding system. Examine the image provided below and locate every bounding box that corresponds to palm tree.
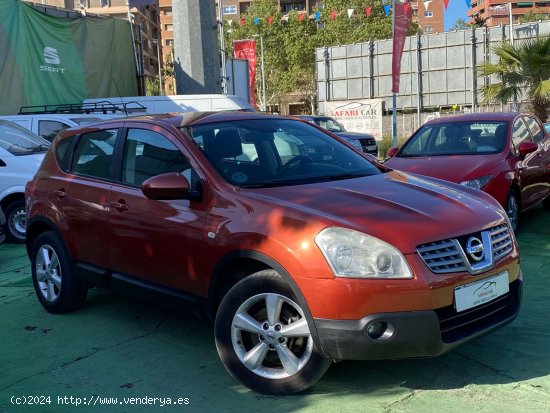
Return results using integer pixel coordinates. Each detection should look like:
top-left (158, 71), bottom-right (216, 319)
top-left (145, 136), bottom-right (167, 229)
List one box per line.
top-left (478, 38), bottom-right (550, 121)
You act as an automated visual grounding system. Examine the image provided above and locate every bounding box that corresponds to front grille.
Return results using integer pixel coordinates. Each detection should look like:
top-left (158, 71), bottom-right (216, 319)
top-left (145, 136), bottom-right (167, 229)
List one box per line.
top-left (417, 240), bottom-right (467, 273)
top-left (417, 224), bottom-right (514, 275)
top-left (436, 279), bottom-right (521, 343)
top-left (490, 224), bottom-right (513, 262)
top-left (358, 138), bottom-right (376, 146)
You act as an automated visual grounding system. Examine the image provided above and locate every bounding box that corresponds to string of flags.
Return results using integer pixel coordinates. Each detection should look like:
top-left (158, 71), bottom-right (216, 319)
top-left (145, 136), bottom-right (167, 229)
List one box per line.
top-left (232, 0), bottom-right (470, 27)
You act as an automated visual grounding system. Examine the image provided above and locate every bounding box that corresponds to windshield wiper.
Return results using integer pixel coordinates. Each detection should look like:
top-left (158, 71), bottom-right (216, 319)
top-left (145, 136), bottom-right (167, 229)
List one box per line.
top-left (328, 172), bottom-right (371, 181)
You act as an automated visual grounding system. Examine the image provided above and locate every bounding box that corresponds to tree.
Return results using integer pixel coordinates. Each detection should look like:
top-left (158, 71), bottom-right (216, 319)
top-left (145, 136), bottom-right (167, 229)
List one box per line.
top-left (478, 38), bottom-right (550, 121)
top-left (519, 11), bottom-right (547, 23)
top-left (449, 18), bottom-right (470, 31)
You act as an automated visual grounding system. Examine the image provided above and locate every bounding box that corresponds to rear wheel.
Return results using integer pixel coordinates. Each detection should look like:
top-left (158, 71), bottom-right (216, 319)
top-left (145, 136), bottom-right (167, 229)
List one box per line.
top-left (506, 190), bottom-right (519, 233)
top-left (4, 199), bottom-right (26, 243)
top-left (214, 270), bottom-right (331, 395)
top-left (31, 231), bottom-right (88, 313)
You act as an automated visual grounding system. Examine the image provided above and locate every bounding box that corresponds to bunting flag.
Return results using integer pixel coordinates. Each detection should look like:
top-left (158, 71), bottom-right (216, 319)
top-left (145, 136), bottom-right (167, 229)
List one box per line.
top-left (298, 13), bottom-right (305, 23)
top-left (347, 8), bottom-right (354, 18)
top-left (227, 19), bottom-right (233, 26)
top-left (365, 6), bottom-right (372, 17)
top-left (443, 0), bottom-right (450, 9)
top-left (281, 15), bottom-right (289, 22)
top-left (465, 0), bottom-right (471, 7)
top-left (404, 3), bottom-right (409, 14)
top-left (239, 18), bottom-right (245, 26)
top-left (423, 0), bottom-right (431, 10)
top-left (330, 10), bottom-right (337, 21)
top-left (253, 17), bottom-right (260, 25)
top-left (268, 16), bottom-right (274, 25)
top-left (384, 4), bottom-right (391, 16)
top-left (315, 11), bottom-right (321, 21)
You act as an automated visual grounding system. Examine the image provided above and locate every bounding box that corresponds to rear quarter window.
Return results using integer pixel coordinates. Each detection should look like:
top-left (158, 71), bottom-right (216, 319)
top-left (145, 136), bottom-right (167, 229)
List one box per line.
top-left (54, 139), bottom-right (72, 172)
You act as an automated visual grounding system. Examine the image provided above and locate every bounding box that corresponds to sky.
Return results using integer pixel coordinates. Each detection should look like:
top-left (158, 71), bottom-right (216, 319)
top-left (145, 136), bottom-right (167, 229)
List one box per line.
top-left (444, 0), bottom-right (470, 31)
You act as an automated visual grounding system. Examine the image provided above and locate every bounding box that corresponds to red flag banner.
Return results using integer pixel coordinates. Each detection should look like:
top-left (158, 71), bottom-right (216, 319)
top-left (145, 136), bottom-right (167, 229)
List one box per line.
top-left (443, 0), bottom-right (450, 9)
top-left (268, 16), bottom-right (274, 25)
top-left (365, 6), bottom-right (372, 17)
top-left (234, 40), bottom-right (257, 108)
top-left (392, 2), bottom-right (413, 94)
top-left (330, 10), bottom-right (337, 21)
top-left (298, 13), bottom-right (305, 23)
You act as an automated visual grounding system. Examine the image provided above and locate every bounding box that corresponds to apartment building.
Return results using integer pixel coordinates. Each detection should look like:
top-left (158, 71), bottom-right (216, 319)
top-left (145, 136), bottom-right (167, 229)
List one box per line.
top-left (410, 0), bottom-right (445, 33)
top-left (468, 0), bottom-right (550, 26)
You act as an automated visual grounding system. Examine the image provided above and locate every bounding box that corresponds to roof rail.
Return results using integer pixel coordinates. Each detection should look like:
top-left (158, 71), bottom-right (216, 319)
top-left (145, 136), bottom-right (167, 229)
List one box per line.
top-left (18, 101), bottom-right (147, 115)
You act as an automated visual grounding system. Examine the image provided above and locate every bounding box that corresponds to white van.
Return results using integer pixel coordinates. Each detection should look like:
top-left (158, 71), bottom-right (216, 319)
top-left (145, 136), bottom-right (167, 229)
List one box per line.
top-left (83, 94), bottom-right (254, 114)
top-left (0, 113), bottom-right (122, 142)
top-left (0, 120), bottom-right (50, 242)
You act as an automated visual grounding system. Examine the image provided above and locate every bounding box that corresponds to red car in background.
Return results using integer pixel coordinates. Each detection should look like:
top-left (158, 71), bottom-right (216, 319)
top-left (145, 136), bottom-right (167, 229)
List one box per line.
top-left (385, 112), bottom-right (550, 231)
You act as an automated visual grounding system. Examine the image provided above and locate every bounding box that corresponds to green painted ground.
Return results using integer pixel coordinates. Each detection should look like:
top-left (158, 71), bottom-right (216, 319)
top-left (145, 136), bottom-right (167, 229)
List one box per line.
top-left (0, 206), bottom-right (549, 413)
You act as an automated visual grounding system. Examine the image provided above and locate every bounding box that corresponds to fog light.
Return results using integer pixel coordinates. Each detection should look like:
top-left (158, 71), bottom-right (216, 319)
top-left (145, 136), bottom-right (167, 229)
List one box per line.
top-left (366, 321), bottom-right (395, 341)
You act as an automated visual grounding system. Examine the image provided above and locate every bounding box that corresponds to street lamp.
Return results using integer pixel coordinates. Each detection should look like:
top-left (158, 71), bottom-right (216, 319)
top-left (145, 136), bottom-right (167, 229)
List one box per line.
top-left (253, 34), bottom-right (266, 112)
top-left (152, 38), bottom-right (163, 96)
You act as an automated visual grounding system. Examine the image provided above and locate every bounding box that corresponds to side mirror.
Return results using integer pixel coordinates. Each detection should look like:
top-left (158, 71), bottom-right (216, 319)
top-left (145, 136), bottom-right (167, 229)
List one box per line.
top-left (141, 173), bottom-right (191, 200)
top-left (386, 147), bottom-right (399, 158)
top-left (518, 141), bottom-right (538, 158)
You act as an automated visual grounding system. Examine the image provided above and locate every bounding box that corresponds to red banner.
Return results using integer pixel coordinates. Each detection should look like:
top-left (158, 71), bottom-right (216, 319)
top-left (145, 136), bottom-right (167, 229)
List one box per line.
top-left (391, 2), bottom-right (413, 94)
top-left (233, 39), bottom-right (257, 109)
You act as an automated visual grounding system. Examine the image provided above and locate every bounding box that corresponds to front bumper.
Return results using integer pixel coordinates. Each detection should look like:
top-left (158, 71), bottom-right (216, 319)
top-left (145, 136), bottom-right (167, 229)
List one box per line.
top-left (314, 277), bottom-right (522, 361)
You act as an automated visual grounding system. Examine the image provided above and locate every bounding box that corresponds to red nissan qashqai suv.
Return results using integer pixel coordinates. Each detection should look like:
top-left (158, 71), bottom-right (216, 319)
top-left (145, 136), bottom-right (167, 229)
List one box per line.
top-left (25, 112), bottom-right (522, 395)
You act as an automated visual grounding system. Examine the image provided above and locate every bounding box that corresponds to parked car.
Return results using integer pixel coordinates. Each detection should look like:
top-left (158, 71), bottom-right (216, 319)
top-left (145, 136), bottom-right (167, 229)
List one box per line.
top-left (544, 122), bottom-right (550, 134)
top-left (297, 115), bottom-right (378, 155)
top-left (0, 206), bottom-right (6, 245)
top-left (0, 120), bottom-right (50, 242)
top-left (385, 112), bottom-right (550, 232)
top-left (26, 112), bottom-right (522, 395)
top-left (0, 113), bottom-right (122, 142)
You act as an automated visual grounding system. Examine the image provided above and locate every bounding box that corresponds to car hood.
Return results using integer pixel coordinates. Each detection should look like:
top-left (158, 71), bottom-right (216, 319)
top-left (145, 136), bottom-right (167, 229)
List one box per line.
top-left (333, 131), bottom-right (375, 140)
top-left (244, 171), bottom-right (505, 253)
top-left (385, 154), bottom-right (502, 183)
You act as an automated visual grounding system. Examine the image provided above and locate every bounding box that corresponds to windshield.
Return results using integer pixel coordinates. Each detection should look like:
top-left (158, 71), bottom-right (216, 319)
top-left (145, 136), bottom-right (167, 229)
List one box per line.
top-left (311, 117), bottom-right (345, 133)
top-left (0, 120), bottom-right (51, 155)
top-left (184, 118), bottom-right (380, 187)
top-left (398, 121), bottom-right (508, 157)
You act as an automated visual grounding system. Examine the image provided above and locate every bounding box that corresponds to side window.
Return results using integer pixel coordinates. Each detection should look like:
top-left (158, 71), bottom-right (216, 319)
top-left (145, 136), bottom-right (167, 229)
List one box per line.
top-left (72, 129), bottom-right (117, 179)
top-left (122, 129), bottom-right (191, 186)
top-left (38, 120), bottom-right (68, 142)
top-left (524, 116), bottom-right (544, 144)
top-left (511, 118), bottom-right (531, 152)
top-left (54, 139), bottom-right (72, 172)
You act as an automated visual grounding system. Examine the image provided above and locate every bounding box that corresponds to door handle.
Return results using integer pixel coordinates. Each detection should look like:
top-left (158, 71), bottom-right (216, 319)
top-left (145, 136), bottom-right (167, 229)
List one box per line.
top-left (55, 189), bottom-right (67, 198)
top-left (110, 200), bottom-right (129, 212)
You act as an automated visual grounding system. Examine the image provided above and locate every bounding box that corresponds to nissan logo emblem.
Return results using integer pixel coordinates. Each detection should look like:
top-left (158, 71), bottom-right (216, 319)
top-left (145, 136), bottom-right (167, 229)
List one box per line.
top-left (466, 237), bottom-right (484, 261)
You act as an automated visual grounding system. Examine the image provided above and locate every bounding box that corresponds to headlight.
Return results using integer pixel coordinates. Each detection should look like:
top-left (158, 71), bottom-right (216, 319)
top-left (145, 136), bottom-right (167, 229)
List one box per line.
top-left (460, 175), bottom-right (492, 190)
top-left (315, 227), bottom-right (413, 279)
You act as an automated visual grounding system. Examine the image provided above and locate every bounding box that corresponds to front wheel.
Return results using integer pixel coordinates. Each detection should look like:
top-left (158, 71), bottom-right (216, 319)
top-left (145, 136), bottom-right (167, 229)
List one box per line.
top-left (214, 270), bottom-right (331, 395)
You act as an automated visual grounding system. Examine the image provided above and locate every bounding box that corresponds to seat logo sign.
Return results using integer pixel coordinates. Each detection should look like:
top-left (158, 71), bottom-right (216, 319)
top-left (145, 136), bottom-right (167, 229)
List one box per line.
top-left (40, 47), bottom-right (66, 74)
top-left (44, 47), bottom-right (60, 64)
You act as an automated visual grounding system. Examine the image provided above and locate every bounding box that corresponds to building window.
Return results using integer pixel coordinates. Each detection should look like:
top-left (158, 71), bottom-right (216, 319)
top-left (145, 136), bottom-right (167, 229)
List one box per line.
top-left (164, 24), bottom-right (173, 31)
top-left (425, 25), bottom-right (433, 32)
top-left (163, 9), bottom-right (172, 16)
top-left (101, 0), bottom-right (109, 7)
top-left (424, 10), bottom-right (433, 17)
top-left (223, 5), bottom-right (237, 15)
top-left (166, 39), bottom-right (174, 46)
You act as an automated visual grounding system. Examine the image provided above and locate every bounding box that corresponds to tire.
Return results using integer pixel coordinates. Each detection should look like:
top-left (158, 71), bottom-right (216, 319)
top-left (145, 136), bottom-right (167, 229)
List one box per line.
top-left (4, 199), bottom-right (26, 243)
top-left (214, 270), bottom-right (331, 395)
top-left (506, 190), bottom-right (520, 233)
top-left (31, 231), bottom-right (88, 313)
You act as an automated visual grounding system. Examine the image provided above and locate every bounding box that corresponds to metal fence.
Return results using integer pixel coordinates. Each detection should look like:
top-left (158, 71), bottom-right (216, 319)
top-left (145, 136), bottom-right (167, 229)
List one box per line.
top-left (316, 21), bottom-right (550, 116)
